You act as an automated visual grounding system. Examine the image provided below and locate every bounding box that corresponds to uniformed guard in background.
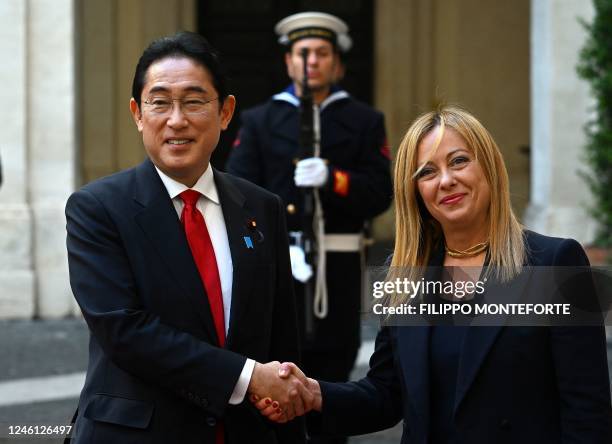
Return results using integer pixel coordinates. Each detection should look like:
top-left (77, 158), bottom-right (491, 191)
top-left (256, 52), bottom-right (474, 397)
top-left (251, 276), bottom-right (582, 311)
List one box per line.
top-left (226, 12), bottom-right (392, 443)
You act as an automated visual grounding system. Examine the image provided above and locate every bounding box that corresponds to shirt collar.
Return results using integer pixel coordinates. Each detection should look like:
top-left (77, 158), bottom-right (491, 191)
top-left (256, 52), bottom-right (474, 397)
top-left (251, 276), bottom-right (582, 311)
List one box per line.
top-left (272, 84), bottom-right (349, 110)
top-left (154, 164), bottom-right (220, 205)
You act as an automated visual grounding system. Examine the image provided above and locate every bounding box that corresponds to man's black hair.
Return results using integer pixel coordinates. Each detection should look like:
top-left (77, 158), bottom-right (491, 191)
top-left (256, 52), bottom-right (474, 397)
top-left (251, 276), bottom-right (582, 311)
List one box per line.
top-left (131, 31), bottom-right (228, 107)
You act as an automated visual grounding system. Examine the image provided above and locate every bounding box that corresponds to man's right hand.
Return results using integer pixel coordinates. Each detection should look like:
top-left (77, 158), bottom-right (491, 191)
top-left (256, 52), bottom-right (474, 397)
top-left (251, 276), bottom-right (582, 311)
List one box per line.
top-left (248, 361), bottom-right (315, 421)
top-left (249, 362), bottom-right (322, 423)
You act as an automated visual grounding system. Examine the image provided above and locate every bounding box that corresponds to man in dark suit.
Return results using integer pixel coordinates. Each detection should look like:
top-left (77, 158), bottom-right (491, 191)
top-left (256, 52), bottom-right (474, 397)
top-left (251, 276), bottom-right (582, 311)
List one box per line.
top-left (66, 32), bottom-right (308, 443)
top-left (226, 15), bottom-right (392, 444)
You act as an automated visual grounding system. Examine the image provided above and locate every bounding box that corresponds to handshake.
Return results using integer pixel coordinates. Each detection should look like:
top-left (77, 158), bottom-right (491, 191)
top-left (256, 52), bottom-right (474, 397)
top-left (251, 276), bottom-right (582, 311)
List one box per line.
top-left (247, 361), bottom-right (321, 423)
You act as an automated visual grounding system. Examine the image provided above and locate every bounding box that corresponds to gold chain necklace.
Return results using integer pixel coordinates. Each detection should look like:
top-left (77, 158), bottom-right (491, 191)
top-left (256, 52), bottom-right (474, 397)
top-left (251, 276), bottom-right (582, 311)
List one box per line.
top-left (445, 241), bottom-right (489, 258)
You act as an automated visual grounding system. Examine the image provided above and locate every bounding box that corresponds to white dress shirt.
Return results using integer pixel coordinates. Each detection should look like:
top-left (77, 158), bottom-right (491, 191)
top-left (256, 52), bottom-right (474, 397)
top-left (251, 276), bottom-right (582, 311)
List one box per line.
top-left (155, 165), bottom-right (255, 405)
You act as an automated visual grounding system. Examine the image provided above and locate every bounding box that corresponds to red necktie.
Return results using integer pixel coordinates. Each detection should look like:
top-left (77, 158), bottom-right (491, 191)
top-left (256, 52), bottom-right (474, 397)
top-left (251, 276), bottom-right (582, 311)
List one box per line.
top-left (179, 190), bottom-right (226, 347)
top-left (180, 190), bottom-right (226, 444)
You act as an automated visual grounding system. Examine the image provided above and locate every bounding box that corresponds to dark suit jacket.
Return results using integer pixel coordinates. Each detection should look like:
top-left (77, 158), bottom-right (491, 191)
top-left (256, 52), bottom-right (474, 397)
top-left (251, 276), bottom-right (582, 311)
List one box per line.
top-left (66, 159), bottom-right (305, 443)
top-left (314, 231), bottom-right (612, 443)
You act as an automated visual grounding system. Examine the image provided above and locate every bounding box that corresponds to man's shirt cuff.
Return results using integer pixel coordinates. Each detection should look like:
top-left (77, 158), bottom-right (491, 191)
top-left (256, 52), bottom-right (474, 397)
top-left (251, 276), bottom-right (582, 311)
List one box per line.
top-left (229, 358), bottom-right (255, 404)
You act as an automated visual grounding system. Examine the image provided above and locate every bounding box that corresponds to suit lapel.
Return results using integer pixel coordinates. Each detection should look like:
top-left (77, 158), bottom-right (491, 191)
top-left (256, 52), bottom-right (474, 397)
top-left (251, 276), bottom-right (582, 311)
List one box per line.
top-left (454, 326), bottom-right (502, 416)
top-left (132, 160), bottom-right (218, 343)
top-left (213, 169), bottom-right (256, 349)
top-left (396, 244), bottom-right (446, 434)
top-left (454, 266), bottom-right (533, 414)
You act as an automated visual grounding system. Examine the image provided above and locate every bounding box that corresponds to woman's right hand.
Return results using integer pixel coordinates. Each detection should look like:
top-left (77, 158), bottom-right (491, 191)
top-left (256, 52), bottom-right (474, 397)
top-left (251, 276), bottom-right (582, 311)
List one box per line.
top-left (250, 362), bottom-right (322, 423)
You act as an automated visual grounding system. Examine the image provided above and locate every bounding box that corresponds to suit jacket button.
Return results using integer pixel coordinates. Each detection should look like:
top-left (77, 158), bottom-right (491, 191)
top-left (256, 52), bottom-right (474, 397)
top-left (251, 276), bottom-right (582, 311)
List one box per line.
top-left (500, 419), bottom-right (511, 429)
top-left (206, 416), bottom-right (217, 427)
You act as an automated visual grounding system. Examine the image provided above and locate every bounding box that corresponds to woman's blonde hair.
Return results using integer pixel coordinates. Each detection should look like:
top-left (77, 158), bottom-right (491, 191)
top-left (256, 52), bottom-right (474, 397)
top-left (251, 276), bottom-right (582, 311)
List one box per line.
top-left (391, 105), bottom-right (525, 282)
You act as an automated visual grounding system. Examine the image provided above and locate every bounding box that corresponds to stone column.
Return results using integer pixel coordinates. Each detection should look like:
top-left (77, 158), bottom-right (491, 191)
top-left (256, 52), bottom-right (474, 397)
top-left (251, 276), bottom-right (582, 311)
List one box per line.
top-left (526, 0), bottom-right (596, 243)
top-left (0, 0), bottom-right (76, 319)
top-left (0, 1), bottom-right (34, 318)
top-left (29, 0), bottom-right (77, 317)
top-left (373, 0), bottom-right (426, 241)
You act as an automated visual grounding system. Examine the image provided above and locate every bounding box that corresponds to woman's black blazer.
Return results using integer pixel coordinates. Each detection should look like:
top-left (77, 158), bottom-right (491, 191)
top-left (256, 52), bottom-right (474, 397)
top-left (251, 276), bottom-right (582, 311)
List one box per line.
top-left (314, 231), bottom-right (611, 443)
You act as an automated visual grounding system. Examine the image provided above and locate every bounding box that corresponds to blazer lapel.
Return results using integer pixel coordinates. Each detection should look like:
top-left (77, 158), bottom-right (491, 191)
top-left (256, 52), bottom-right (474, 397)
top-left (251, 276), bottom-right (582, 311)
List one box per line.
top-left (132, 160), bottom-right (218, 343)
top-left (213, 169), bottom-right (256, 349)
top-left (454, 266), bottom-right (533, 414)
top-left (395, 243), bottom-right (446, 435)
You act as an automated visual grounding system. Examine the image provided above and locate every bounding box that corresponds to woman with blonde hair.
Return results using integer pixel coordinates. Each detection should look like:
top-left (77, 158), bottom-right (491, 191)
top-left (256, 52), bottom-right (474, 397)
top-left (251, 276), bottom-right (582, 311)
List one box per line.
top-left (254, 105), bottom-right (611, 443)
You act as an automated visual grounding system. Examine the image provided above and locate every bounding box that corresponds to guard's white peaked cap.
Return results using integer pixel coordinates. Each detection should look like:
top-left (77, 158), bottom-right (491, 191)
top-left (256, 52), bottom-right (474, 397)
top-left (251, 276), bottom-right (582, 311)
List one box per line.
top-left (275, 11), bottom-right (352, 52)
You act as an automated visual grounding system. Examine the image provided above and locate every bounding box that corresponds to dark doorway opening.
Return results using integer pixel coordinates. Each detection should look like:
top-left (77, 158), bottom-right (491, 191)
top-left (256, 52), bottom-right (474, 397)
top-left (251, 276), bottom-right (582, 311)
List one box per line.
top-left (198, 0), bottom-right (374, 170)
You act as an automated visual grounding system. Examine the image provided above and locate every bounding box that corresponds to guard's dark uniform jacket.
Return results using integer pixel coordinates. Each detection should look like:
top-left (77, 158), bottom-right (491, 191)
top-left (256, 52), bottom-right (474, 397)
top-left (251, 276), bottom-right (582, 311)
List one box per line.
top-left (226, 86), bottom-right (392, 354)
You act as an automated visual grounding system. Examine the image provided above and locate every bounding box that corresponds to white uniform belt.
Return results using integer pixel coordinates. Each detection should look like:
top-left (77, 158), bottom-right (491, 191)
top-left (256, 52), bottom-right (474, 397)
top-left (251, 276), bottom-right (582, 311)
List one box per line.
top-left (324, 234), bottom-right (362, 252)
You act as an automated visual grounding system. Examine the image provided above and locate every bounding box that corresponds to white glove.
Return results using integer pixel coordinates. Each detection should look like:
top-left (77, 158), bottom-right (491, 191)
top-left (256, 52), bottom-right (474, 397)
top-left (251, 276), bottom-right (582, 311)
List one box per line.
top-left (294, 157), bottom-right (329, 188)
top-left (289, 245), bottom-right (313, 283)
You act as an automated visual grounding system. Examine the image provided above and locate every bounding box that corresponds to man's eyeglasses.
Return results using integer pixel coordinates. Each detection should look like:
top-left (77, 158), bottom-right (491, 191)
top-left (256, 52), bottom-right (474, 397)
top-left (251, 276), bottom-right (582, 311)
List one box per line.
top-left (142, 96), bottom-right (219, 115)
